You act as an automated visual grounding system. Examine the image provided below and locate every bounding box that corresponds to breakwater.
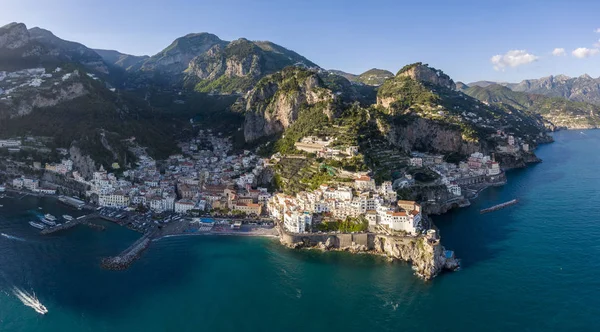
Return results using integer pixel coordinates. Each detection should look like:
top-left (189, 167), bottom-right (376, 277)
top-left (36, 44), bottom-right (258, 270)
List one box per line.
top-left (101, 235), bottom-right (151, 270)
top-left (480, 199), bottom-right (519, 214)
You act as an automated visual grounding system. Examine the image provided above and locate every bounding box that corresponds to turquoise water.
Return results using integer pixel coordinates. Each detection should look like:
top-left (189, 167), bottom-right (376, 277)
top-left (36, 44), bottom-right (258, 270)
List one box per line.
top-left (1, 129), bottom-right (600, 331)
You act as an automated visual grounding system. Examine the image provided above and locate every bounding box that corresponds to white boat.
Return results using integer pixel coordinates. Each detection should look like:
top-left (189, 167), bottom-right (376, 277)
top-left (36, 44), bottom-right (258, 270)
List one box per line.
top-left (39, 217), bottom-right (56, 226)
top-left (29, 221), bottom-right (46, 229)
top-left (12, 287), bottom-right (48, 315)
top-left (62, 215), bottom-right (74, 221)
top-left (44, 214), bottom-right (57, 221)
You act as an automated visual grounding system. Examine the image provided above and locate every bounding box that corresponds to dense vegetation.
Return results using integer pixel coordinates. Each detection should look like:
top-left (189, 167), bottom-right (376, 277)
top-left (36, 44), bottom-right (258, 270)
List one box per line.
top-left (316, 216), bottom-right (369, 232)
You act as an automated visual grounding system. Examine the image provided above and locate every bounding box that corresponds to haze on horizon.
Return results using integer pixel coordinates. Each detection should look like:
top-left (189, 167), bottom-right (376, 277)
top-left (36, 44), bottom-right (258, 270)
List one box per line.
top-left (2, 0), bottom-right (600, 83)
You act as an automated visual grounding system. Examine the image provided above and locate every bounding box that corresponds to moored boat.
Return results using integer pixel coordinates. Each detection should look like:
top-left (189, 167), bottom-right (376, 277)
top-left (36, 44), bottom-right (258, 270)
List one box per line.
top-left (62, 215), bottom-right (74, 222)
top-left (44, 214), bottom-right (57, 221)
top-left (39, 217), bottom-right (57, 226)
top-left (29, 221), bottom-right (46, 229)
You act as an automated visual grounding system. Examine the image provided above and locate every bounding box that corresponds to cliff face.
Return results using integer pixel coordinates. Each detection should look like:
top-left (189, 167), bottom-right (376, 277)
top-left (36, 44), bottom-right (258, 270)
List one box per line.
top-left (243, 68), bottom-right (333, 142)
top-left (379, 116), bottom-right (485, 155)
top-left (279, 231), bottom-right (459, 280)
top-left (0, 23), bottom-right (29, 49)
top-left (372, 235), bottom-right (459, 280)
top-left (69, 145), bottom-right (97, 179)
top-left (397, 63), bottom-right (456, 90)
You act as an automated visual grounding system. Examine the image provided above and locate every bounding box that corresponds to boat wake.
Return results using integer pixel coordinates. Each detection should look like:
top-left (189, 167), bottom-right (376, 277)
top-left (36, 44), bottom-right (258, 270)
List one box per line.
top-left (12, 287), bottom-right (48, 315)
top-left (1, 233), bottom-right (26, 242)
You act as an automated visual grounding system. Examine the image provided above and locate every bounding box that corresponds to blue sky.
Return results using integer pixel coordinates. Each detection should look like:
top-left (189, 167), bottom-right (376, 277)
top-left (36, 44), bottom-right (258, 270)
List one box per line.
top-left (2, 0), bottom-right (600, 83)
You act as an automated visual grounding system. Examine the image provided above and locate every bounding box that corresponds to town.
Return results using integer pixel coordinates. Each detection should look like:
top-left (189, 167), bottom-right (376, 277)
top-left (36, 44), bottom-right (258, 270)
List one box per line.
top-left (0, 128), bottom-right (527, 236)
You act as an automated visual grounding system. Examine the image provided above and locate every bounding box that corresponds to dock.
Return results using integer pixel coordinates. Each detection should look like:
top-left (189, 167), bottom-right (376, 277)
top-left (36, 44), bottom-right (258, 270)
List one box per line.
top-left (480, 199), bottom-right (519, 214)
top-left (40, 214), bottom-right (104, 234)
top-left (101, 235), bottom-right (151, 270)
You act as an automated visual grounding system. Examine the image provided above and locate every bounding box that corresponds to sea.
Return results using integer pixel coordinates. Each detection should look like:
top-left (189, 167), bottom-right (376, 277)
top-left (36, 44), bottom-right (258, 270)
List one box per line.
top-left (1, 129), bottom-right (600, 331)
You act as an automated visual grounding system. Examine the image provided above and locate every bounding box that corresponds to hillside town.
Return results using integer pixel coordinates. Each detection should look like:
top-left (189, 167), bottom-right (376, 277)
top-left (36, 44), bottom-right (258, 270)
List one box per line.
top-left (0, 129), bottom-right (530, 240)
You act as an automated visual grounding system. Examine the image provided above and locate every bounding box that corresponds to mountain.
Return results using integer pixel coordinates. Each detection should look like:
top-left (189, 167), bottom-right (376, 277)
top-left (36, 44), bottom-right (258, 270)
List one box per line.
top-left (469, 75), bottom-right (600, 106)
top-left (0, 23), bottom-right (199, 171)
top-left (355, 68), bottom-right (393, 86)
top-left (94, 49), bottom-right (148, 71)
top-left (27, 27), bottom-right (109, 74)
top-left (376, 63), bottom-right (547, 155)
top-left (327, 70), bottom-right (357, 82)
top-left (327, 68), bottom-right (393, 86)
top-left (463, 84), bottom-right (600, 129)
top-left (508, 75), bottom-right (600, 106)
top-left (140, 32), bottom-right (226, 77)
top-left (467, 80), bottom-right (501, 88)
top-left (116, 33), bottom-right (318, 94)
top-left (185, 38), bottom-right (319, 94)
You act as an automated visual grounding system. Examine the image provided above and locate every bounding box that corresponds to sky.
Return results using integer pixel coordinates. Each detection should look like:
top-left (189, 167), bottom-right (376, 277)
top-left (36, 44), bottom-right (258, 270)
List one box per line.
top-left (2, 0), bottom-right (600, 83)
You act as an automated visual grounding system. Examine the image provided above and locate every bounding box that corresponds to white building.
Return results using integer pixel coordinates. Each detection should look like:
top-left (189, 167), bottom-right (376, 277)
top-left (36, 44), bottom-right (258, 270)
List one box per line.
top-left (448, 183), bottom-right (462, 196)
top-left (354, 176), bottom-right (376, 191)
top-left (99, 193), bottom-right (130, 208)
top-left (410, 157), bottom-right (423, 167)
top-left (174, 199), bottom-right (196, 214)
top-left (283, 211), bottom-right (312, 233)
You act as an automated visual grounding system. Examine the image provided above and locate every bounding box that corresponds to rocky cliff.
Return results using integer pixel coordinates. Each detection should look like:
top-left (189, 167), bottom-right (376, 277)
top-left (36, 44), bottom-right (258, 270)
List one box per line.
top-left (372, 235), bottom-right (459, 280)
top-left (375, 63), bottom-right (549, 155)
top-left (243, 67), bottom-right (333, 142)
top-left (396, 62), bottom-right (456, 90)
top-left (0, 22), bottom-right (29, 49)
top-left (378, 116), bottom-right (485, 155)
top-left (279, 230), bottom-right (459, 280)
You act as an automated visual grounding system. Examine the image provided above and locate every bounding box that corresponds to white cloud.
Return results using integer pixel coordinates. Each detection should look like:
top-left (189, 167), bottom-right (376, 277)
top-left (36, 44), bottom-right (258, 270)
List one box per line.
top-left (572, 47), bottom-right (600, 58)
top-left (490, 50), bottom-right (539, 71)
top-left (552, 48), bottom-right (566, 56)
top-left (595, 28), bottom-right (600, 33)
top-left (594, 39), bottom-right (600, 48)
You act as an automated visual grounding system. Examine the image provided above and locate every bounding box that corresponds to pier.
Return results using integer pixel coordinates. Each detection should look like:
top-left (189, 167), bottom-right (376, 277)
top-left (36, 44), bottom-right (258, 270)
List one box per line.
top-left (480, 199), bottom-right (519, 214)
top-left (40, 214), bottom-right (104, 234)
top-left (101, 235), bottom-right (151, 270)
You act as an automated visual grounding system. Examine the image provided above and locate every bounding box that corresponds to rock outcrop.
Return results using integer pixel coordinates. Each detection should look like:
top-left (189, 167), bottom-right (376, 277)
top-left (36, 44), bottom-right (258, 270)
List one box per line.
top-left (69, 144), bottom-right (97, 179)
top-left (379, 116), bottom-right (485, 155)
top-left (396, 62), bottom-right (456, 90)
top-left (0, 22), bottom-right (29, 49)
top-left (372, 234), bottom-right (459, 280)
top-left (243, 67), bottom-right (333, 142)
top-left (279, 230), bottom-right (459, 280)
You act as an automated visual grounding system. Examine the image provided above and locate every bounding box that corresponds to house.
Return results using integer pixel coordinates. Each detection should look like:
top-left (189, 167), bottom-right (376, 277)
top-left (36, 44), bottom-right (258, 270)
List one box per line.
top-left (232, 202), bottom-right (262, 215)
top-left (99, 192), bottom-right (130, 208)
top-left (175, 199), bottom-right (196, 214)
top-left (283, 211), bottom-right (312, 233)
top-left (354, 176), bottom-right (376, 191)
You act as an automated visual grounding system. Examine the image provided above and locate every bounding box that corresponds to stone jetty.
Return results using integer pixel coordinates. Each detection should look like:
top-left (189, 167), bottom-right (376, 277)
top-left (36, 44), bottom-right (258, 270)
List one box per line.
top-left (101, 235), bottom-right (151, 270)
top-left (480, 199), bottom-right (519, 214)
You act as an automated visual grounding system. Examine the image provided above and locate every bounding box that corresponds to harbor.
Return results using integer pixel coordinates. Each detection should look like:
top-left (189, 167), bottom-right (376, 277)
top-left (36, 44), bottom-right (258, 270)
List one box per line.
top-left (480, 199), bottom-right (519, 214)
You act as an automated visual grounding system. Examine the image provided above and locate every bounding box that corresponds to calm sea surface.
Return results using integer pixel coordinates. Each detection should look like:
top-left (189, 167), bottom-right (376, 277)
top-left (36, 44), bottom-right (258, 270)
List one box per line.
top-left (1, 129), bottom-right (599, 331)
